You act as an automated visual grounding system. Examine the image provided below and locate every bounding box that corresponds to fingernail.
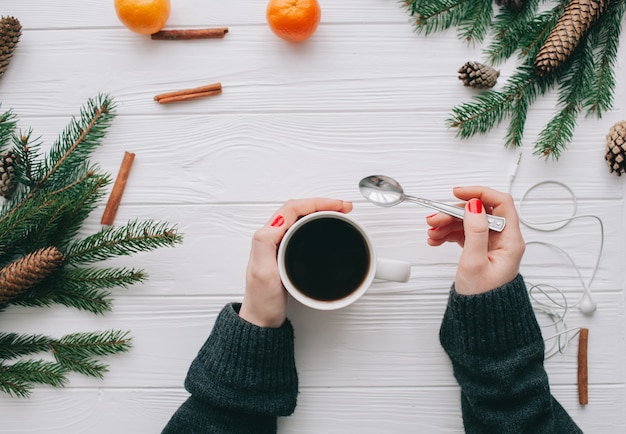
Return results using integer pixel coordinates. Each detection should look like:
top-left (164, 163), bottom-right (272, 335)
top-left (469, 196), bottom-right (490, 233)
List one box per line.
top-left (427, 213), bottom-right (437, 219)
top-left (428, 226), bottom-right (438, 231)
top-left (271, 215), bottom-right (285, 227)
top-left (468, 198), bottom-right (483, 214)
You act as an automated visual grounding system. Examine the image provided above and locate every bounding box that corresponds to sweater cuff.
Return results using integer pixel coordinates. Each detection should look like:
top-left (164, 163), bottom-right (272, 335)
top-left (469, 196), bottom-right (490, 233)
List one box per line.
top-left (439, 274), bottom-right (543, 356)
top-left (184, 303), bottom-right (298, 416)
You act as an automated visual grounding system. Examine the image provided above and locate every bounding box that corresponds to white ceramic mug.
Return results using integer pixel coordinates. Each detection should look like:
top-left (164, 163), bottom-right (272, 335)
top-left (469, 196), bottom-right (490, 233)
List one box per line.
top-left (277, 211), bottom-right (411, 310)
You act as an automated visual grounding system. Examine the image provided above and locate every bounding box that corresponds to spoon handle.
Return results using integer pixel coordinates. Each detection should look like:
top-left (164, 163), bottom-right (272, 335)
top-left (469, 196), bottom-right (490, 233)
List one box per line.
top-left (404, 196), bottom-right (506, 232)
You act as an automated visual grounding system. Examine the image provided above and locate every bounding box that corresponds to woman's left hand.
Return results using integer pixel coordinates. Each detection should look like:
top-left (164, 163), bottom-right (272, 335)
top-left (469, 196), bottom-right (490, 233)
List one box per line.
top-left (240, 198), bottom-right (353, 328)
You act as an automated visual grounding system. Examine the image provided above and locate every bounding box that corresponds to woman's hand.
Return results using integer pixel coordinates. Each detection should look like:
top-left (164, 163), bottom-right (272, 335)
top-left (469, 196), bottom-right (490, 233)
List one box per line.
top-left (426, 186), bottom-right (525, 295)
top-left (239, 198), bottom-right (353, 328)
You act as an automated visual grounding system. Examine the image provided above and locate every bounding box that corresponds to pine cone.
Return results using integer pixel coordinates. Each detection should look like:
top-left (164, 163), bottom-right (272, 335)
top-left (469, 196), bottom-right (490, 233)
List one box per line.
top-left (0, 247), bottom-right (64, 305)
top-left (458, 61), bottom-right (500, 89)
top-left (495, 0), bottom-right (529, 11)
top-left (534, 0), bottom-right (609, 76)
top-left (0, 151), bottom-right (17, 198)
top-left (605, 120), bottom-right (626, 176)
top-left (0, 16), bottom-right (22, 80)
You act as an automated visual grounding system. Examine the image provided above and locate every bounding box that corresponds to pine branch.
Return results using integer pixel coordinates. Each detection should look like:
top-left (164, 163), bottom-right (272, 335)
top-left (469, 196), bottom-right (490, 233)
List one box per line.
top-left (13, 278), bottom-right (113, 314)
top-left (63, 266), bottom-right (146, 289)
top-left (28, 172), bottom-right (111, 252)
top-left (0, 360), bottom-right (66, 398)
top-left (65, 220), bottom-right (182, 265)
top-left (51, 330), bottom-right (132, 378)
top-left (485, 0), bottom-right (541, 64)
top-left (534, 42), bottom-right (596, 159)
top-left (518, 1), bottom-right (569, 60)
top-left (11, 129), bottom-right (43, 190)
top-left (584, 0), bottom-right (626, 117)
top-left (0, 195), bottom-right (60, 259)
top-left (35, 94), bottom-right (115, 194)
top-left (407, 0), bottom-right (472, 35)
top-left (0, 333), bottom-right (53, 360)
top-left (12, 266), bottom-right (145, 313)
top-left (505, 94), bottom-right (529, 148)
top-left (457, 0), bottom-right (493, 43)
top-left (447, 64), bottom-right (556, 141)
top-left (0, 108), bottom-right (17, 151)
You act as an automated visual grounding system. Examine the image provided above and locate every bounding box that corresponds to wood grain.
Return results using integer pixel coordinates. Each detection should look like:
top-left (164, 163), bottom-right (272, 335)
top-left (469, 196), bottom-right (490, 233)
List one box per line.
top-left (0, 0), bottom-right (624, 433)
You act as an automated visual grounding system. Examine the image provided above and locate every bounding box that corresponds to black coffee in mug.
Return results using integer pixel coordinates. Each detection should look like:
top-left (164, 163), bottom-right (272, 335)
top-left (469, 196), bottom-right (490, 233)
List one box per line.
top-left (284, 217), bottom-right (371, 301)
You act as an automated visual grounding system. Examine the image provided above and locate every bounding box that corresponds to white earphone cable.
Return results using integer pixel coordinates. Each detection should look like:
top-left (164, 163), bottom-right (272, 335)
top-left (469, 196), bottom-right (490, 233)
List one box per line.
top-left (508, 153), bottom-right (603, 358)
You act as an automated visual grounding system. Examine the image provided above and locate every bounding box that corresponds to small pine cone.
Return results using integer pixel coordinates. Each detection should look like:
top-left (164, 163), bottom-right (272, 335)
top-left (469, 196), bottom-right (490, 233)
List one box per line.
top-left (0, 151), bottom-right (17, 198)
top-left (0, 16), bottom-right (22, 80)
top-left (534, 0), bottom-right (609, 76)
top-left (605, 120), bottom-right (626, 176)
top-left (0, 246), bottom-right (64, 305)
top-left (458, 61), bottom-right (500, 89)
top-left (495, 0), bottom-right (529, 11)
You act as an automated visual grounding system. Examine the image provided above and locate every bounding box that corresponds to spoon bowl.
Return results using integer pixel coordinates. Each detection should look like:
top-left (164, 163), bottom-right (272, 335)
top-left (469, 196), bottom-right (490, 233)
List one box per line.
top-left (358, 175), bottom-right (506, 232)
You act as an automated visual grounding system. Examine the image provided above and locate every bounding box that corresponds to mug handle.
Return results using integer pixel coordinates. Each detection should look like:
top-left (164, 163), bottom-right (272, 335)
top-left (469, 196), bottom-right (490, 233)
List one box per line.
top-left (374, 258), bottom-right (411, 282)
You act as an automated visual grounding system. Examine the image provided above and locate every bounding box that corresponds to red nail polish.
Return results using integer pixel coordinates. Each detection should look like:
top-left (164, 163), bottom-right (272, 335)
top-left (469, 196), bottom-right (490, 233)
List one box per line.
top-left (271, 215), bottom-right (285, 227)
top-left (427, 213), bottom-right (437, 219)
top-left (468, 199), bottom-right (483, 214)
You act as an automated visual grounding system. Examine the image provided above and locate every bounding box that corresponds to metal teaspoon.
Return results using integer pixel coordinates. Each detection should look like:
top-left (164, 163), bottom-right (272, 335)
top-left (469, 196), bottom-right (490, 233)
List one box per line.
top-left (358, 175), bottom-right (506, 232)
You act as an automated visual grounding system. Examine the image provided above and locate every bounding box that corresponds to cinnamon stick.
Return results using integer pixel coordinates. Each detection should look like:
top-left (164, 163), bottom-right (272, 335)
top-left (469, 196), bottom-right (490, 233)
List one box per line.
top-left (101, 151), bottom-right (135, 226)
top-left (154, 82), bottom-right (222, 103)
top-left (151, 28), bottom-right (228, 40)
top-left (157, 89), bottom-right (222, 104)
top-left (577, 327), bottom-right (589, 405)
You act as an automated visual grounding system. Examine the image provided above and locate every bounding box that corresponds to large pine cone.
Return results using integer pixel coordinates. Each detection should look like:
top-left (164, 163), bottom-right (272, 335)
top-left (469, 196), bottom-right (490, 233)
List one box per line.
top-left (534, 0), bottom-right (609, 76)
top-left (458, 61), bottom-right (500, 89)
top-left (606, 120), bottom-right (626, 176)
top-left (0, 247), bottom-right (64, 305)
top-left (0, 151), bottom-right (17, 198)
top-left (0, 16), bottom-right (22, 79)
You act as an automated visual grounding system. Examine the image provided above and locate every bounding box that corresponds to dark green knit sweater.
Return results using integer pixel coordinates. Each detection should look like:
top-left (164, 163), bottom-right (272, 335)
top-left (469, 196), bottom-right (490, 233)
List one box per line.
top-left (162, 274), bottom-right (581, 433)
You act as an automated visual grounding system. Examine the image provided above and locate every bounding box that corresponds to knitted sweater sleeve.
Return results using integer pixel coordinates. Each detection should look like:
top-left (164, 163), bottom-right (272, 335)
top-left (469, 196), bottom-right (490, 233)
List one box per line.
top-left (162, 303), bottom-right (298, 434)
top-left (439, 274), bottom-right (583, 433)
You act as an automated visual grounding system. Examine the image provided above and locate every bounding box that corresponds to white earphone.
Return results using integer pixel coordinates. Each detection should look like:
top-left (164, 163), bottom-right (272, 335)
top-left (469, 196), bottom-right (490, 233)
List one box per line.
top-left (508, 155), bottom-right (602, 357)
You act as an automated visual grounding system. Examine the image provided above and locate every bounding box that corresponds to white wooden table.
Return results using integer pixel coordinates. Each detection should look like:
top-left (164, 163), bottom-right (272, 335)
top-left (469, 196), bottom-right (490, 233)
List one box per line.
top-left (0, 1), bottom-right (624, 432)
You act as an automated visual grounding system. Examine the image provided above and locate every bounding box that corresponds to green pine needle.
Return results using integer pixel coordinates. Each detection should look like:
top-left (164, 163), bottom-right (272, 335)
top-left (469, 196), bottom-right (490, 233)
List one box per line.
top-left (66, 220), bottom-right (182, 265)
top-left (407, 0), bottom-right (472, 36)
top-left (12, 267), bottom-right (146, 314)
top-left (485, 0), bottom-right (541, 65)
top-left (457, 0), bottom-right (493, 44)
top-left (534, 43), bottom-right (595, 159)
top-left (0, 360), bottom-right (67, 398)
top-left (14, 280), bottom-right (113, 314)
top-left (0, 109), bottom-right (17, 150)
top-left (0, 333), bottom-right (53, 360)
top-left (51, 330), bottom-right (132, 378)
top-left (584, 0), bottom-right (626, 117)
top-left (37, 94), bottom-right (115, 194)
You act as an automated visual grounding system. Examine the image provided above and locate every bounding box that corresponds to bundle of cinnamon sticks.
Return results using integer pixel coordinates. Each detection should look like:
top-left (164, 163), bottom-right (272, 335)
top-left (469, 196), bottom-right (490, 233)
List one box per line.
top-left (154, 82), bottom-right (222, 104)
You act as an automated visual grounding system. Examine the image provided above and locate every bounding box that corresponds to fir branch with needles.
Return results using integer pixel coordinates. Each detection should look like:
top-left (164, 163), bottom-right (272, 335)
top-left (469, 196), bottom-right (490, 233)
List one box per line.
top-left (0, 360), bottom-right (67, 398)
top-left (0, 95), bottom-right (182, 397)
top-left (404, 0), bottom-right (626, 159)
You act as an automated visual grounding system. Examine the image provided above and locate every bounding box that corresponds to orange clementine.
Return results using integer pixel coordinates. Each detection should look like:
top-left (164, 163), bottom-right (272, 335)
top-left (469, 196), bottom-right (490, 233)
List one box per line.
top-left (114, 0), bottom-right (171, 35)
top-left (266, 0), bottom-right (321, 43)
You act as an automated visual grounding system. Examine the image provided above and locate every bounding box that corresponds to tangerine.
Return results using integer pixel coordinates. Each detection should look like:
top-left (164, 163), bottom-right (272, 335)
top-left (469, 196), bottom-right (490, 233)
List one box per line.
top-left (266, 0), bottom-right (321, 43)
top-left (114, 0), bottom-right (171, 35)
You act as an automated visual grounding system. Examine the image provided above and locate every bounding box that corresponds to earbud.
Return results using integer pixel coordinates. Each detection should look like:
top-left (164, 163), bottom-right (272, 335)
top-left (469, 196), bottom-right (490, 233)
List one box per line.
top-left (579, 294), bottom-right (597, 315)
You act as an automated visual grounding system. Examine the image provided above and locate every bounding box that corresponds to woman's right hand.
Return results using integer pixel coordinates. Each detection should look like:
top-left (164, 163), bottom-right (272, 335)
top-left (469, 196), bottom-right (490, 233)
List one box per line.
top-left (425, 186), bottom-right (525, 295)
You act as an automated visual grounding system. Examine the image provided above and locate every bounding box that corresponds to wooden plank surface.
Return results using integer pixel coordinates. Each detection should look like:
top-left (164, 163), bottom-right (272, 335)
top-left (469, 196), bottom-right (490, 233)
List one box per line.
top-left (0, 0), bottom-right (624, 432)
